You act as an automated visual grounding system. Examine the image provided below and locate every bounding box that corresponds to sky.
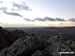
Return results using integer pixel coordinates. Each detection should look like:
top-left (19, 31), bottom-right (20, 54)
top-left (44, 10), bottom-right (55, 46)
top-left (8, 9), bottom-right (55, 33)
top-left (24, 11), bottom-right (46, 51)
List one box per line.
top-left (0, 0), bottom-right (75, 27)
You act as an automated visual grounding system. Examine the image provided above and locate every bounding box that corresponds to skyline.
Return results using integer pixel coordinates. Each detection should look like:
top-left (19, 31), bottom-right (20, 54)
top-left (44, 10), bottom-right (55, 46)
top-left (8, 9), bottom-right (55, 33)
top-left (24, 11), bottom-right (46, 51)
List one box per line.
top-left (0, 0), bottom-right (75, 27)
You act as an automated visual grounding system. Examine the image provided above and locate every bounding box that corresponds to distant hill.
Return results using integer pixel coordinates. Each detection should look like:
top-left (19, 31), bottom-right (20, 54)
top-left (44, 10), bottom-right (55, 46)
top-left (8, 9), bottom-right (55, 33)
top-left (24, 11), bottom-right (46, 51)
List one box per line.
top-left (4, 26), bottom-right (75, 40)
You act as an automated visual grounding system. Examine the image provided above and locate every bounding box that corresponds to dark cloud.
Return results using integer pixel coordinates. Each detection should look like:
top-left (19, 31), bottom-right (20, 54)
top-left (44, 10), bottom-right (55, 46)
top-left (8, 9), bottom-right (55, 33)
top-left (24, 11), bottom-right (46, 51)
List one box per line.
top-left (23, 18), bottom-right (35, 21)
top-left (0, 0), bottom-right (32, 11)
top-left (55, 18), bottom-right (65, 21)
top-left (44, 17), bottom-right (56, 21)
top-left (3, 11), bottom-right (22, 17)
top-left (0, 0), bottom-right (32, 18)
top-left (0, 7), bottom-right (7, 11)
top-left (35, 18), bottom-right (46, 21)
top-left (34, 17), bottom-right (65, 21)
top-left (34, 17), bottom-right (55, 21)
top-left (69, 18), bottom-right (75, 22)
top-left (12, 2), bottom-right (32, 11)
top-left (23, 17), bottom-right (66, 22)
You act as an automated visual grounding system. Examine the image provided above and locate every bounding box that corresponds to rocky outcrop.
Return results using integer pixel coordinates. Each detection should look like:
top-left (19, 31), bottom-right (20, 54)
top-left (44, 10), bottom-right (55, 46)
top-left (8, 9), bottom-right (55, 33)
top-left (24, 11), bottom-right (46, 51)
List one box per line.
top-left (0, 27), bottom-right (10, 50)
top-left (0, 26), bottom-right (75, 56)
top-left (0, 36), bottom-right (47, 56)
top-left (0, 27), bottom-right (27, 50)
top-left (6, 30), bottom-right (27, 43)
top-left (32, 36), bottom-right (75, 56)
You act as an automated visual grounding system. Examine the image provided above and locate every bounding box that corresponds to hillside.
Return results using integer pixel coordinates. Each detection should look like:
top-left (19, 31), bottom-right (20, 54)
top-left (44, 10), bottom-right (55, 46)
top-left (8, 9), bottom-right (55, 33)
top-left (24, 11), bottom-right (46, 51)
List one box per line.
top-left (0, 26), bottom-right (75, 56)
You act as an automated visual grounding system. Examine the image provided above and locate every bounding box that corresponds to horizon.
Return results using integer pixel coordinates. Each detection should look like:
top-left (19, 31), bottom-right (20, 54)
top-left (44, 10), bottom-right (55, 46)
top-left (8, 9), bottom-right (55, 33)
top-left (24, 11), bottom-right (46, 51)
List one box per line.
top-left (0, 0), bottom-right (75, 27)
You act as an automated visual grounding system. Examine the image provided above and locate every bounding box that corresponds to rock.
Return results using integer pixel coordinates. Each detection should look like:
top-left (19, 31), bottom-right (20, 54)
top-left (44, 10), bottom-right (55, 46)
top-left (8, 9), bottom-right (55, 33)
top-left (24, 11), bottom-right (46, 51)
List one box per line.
top-left (32, 35), bottom-right (73, 56)
top-left (42, 45), bottom-right (60, 56)
top-left (0, 27), bottom-right (10, 50)
top-left (0, 27), bottom-right (27, 51)
top-left (32, 50), bottom-right (43, 56)
top-left (0, 26), bottom-right (3, 30)
top-left (6, 30), bottom-right (27, 44)
top-left (0, 27), bottom-right (75, 56)
top-left (0, 35), bottom-right (47, 56)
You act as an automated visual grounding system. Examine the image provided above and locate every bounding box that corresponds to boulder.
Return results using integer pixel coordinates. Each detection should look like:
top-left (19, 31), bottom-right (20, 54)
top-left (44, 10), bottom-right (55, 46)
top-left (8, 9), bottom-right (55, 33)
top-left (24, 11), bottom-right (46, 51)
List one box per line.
top-left (0, 35), bottom-right (47, 56)
top-left (32, 50), bottom-right (43, 56)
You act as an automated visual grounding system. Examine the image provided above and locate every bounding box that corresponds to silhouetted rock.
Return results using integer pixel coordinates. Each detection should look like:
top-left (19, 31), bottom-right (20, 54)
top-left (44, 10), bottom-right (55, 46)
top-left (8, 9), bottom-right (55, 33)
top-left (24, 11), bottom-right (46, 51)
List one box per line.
top-left (0, 26), bottom-right (3, 30)
top-left (0, 27), bottom-right (27, 51)
top-left (7, 30), bottom-right (27, 44)
top-left (0, 27), bottom-right (10, 50)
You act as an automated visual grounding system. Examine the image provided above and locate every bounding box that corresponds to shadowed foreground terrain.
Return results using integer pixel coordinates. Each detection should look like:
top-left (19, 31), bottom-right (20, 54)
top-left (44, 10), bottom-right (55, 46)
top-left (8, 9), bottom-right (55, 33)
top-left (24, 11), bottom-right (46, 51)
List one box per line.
top-left (0, 26), bottom-right (75, 56)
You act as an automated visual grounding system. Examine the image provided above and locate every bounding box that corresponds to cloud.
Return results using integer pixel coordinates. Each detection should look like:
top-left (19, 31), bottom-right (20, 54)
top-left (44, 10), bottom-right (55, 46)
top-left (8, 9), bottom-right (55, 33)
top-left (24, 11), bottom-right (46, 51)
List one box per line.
top-left (35, 18), bottom-right (46, 21)
top-left (0, 0), bottom-right (32, 11)
top-left (0, 0), bottom-right (32, 18)
top-left (0, 7), bottom-right (7, 11)
top-left (69, 18), bottom-right (75, 22)
top-left (34, 17), bottom-right (65, 21)
top-left (0, 0), bottom-right (3, 3)
top-left (34, 17), bottom-right (55, 21)
top-left (55, 18), bottom-right (65, 21)
top-left (23, 17), bottom-right (66, 22)
top-left (44, 17), bottom-right (56, 21)
top-left (12, 2), bottom-right (32, 11)
top-left (3, 11), bottom-right (22, 17)
top-left (23, 18), bottom-right (35, 21)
